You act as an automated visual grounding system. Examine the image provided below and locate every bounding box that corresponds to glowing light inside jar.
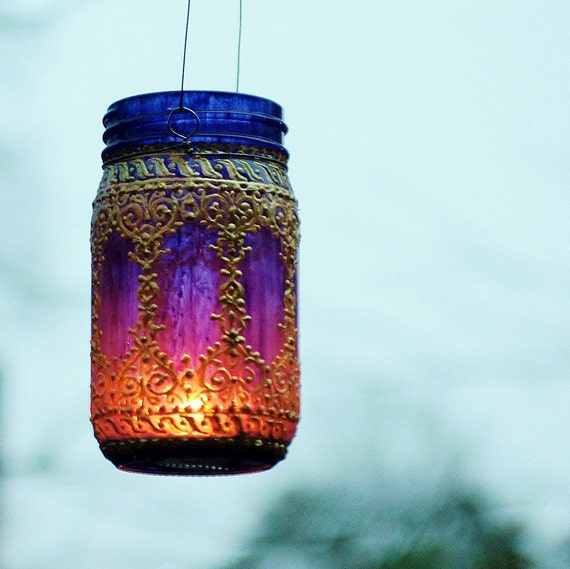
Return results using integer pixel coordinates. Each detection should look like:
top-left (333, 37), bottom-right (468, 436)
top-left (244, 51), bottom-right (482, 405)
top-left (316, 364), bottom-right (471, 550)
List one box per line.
top-left (91, 91), bottom-right (300, 475)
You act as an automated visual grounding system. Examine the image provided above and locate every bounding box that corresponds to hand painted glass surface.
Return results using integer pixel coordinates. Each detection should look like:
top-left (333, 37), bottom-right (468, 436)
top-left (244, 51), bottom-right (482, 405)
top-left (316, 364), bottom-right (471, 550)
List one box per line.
top-left (90, 91), bottom-right (300, 475)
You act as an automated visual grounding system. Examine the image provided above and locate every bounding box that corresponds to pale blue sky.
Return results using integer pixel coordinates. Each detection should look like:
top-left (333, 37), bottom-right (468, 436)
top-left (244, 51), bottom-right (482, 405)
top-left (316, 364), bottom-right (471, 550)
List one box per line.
top-left (1, 1), bottom-right (569, 567)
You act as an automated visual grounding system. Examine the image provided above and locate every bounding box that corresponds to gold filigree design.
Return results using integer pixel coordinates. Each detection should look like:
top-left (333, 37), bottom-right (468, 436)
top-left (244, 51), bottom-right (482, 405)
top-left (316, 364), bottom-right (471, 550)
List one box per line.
top-left (91, 151), bottom-right (300, 446)
top-left (100, 150), bottom-right (291, 190)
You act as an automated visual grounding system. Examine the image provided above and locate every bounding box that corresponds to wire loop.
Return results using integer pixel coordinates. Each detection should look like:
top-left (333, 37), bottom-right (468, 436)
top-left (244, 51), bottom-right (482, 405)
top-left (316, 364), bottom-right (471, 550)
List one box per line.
top-left (170, 0), bottom-right (244, 143)
top-left (167, 106), bottom-right (200, 141)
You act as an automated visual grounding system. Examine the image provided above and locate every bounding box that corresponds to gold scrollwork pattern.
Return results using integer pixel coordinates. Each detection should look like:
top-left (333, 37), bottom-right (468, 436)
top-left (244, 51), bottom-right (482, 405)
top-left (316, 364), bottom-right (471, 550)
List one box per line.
top-left (91, 149), bottom-right (300, 445)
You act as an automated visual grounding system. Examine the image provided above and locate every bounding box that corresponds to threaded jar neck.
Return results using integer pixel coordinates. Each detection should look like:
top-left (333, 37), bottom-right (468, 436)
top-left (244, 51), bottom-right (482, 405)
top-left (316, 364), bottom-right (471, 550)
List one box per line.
top-left (102, 91), bottom-right (288, 164)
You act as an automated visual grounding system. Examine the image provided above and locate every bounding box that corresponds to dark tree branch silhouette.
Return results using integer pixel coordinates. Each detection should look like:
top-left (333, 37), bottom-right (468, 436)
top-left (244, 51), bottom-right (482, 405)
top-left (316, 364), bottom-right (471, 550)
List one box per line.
top-left (221, 482), bottom-right (535, 569)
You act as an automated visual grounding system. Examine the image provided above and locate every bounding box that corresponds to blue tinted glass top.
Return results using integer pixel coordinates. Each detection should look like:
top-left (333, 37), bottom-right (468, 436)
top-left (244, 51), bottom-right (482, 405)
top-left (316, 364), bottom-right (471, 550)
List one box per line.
top-left (102, 91), bottom-right (288, 161)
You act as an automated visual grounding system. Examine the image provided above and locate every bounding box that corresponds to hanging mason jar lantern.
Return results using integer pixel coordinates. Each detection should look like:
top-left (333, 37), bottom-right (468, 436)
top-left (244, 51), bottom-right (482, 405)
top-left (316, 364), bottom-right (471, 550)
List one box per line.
top-left (90, 91), bottom-right (300, 475)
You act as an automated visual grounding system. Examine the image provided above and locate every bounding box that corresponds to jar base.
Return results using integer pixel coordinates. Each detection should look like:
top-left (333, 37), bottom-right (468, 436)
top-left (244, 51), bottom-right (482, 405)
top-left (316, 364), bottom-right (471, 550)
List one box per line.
top-left (100, 437), bottom-right (288, 476)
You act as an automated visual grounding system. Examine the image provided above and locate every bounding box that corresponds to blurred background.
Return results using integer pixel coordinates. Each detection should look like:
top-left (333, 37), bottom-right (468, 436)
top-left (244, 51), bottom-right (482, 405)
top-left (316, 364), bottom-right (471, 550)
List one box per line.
top-left (1, 1), bottom-right (569, 567)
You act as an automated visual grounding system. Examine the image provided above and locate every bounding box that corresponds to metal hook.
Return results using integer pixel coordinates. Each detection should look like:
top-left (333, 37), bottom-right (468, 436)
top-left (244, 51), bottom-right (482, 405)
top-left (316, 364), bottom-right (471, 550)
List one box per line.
top-left (167, 106), bottom-right (200, 141)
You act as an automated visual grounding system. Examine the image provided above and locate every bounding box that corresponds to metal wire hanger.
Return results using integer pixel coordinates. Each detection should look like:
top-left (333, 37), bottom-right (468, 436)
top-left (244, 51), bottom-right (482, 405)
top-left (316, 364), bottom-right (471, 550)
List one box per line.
top-left (168, 0), bottom-right (244, 141)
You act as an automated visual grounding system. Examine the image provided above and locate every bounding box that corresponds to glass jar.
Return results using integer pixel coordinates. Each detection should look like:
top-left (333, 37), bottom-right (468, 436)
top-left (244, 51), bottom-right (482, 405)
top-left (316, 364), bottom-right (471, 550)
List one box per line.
top-left (91, 91), bottom-right (300, 475)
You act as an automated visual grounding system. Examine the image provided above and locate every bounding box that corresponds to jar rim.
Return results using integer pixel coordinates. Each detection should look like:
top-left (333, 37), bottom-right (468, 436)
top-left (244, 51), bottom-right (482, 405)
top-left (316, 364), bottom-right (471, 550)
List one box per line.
top-left (102, 90), bottom-right (288, 161)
